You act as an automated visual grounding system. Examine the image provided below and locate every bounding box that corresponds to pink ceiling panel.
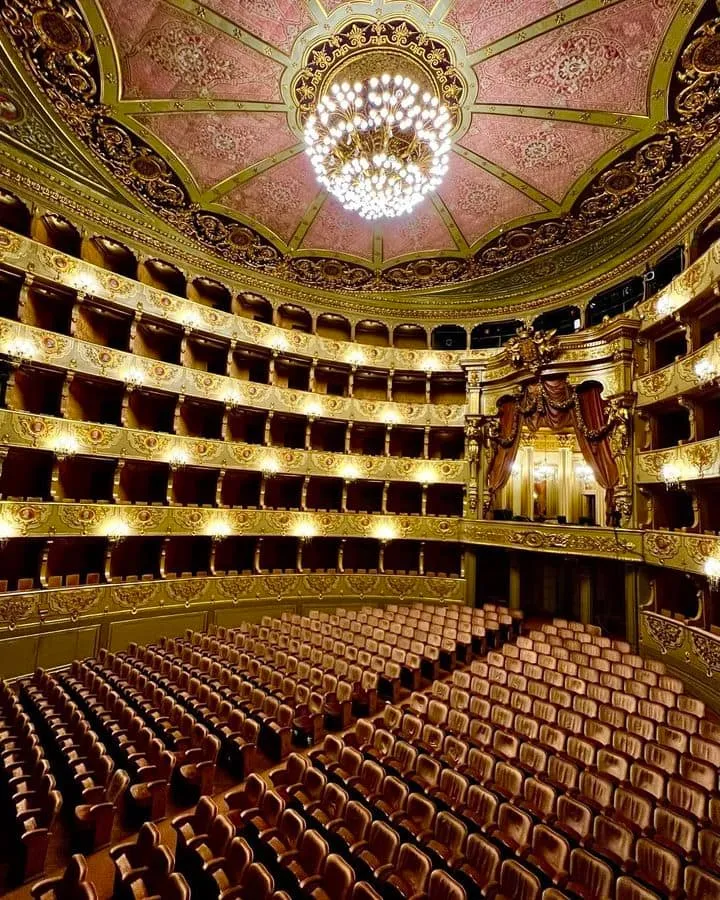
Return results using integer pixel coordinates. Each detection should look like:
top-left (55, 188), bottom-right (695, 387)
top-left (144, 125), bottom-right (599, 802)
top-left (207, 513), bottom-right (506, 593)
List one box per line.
top-left (460, 115), bottom-right (628, 202)
top-left (301, 196), bottom-right (375, 262)
top-left (381, 200), bottom-right (456, 261)
top-left (447, 0), bottom-right (578, 53)
top-left (473, 0), bottom-right (677, 114)
top-left (200, 0), bottom-right (315, 54)
top-left (225, 152), bottom-right (321, 244)
top-left (134, 112), bottom-right (296, 191)
top-left (438, 152), bottom-right (543, 245)
top-left (100, 0), bottom-right (284, 101)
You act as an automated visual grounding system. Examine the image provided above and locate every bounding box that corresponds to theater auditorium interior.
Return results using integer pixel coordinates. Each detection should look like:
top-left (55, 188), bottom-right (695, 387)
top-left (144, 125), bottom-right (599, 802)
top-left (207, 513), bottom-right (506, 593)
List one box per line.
top-left (0, 0), bottom-right (719, 898)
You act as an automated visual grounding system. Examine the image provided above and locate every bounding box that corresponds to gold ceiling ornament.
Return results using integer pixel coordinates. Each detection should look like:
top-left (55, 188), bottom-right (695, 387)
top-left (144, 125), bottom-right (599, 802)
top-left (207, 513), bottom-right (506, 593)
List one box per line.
top-left (290, 18), bottom-right (468, 130)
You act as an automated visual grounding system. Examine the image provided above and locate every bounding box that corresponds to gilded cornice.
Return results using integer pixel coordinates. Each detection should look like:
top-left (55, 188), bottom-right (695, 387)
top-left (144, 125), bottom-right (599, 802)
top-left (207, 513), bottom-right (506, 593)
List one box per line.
top-left (0, 571), bottom-right (466, 632)
top-left (0, 317), bottom-right (466, 428)
top-left (0, 408), bottom-right (467, 484)
top-left (0, 131), bottom-right (719, 324)
top-left (635, 335), bottom-right (720, 407)
top-left (0, 502), bottom-right (460, 541)
top-left (637, 437), bottom-right (720, 483)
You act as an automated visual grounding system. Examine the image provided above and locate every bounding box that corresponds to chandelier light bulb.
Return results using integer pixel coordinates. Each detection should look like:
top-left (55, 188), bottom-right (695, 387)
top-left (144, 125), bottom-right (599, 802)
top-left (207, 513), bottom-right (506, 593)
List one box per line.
top-left (304, 74), bottom-right (452, 220)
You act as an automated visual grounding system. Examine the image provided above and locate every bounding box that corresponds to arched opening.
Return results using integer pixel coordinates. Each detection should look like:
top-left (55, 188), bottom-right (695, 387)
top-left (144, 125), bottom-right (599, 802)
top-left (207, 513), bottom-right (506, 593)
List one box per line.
top-left (188, 276), bottom-right (231, 311)
top-left (278, 303), bottom-right (312, 333)
top-left (233, 291), bottom-right (273, 323)
top-left (644, 246), bottom-right (684, 298)
top-left (586, 277), bottom-right (644, 326)
top-left (533, 305), bottom-right (581, 336)
top-left (355, 320), bottom-right (390, 347)
top-left (470, 320), bottom-right (522, 349)
top-left (0, 190), bottom-right (30, 234)
top-left (137, 258), bottom-right (186, 296)
top-left (393, 323), bottom-right (428, 349)
top-left (31, 213), bottom-right (81, 257)
top-left (81, 236), bottom-right (137, 277)
top-left (431, 324), bottom-right (467, 351)
top-left (316, 312), bottom-right (351, 341)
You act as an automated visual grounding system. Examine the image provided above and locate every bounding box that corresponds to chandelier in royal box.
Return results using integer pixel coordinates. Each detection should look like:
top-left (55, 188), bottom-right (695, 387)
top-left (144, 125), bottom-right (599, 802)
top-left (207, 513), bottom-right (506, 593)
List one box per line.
top-left (304, 73), bottom-right (451, 220)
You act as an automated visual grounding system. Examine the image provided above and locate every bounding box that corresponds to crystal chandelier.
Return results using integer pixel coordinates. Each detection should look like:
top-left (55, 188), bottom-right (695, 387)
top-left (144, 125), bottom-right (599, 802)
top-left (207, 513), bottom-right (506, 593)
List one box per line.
top-left (533, 461), bottom-right (557, 480)
top-left (304, 74), bottom-right (451, 220)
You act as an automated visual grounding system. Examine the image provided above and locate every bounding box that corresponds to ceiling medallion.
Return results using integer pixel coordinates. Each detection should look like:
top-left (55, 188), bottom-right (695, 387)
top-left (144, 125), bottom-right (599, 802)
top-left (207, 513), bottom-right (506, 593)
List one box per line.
top-left (290, 18), bottom-right (467, 127)
top-left (304, 73), bottom-right (451, 220)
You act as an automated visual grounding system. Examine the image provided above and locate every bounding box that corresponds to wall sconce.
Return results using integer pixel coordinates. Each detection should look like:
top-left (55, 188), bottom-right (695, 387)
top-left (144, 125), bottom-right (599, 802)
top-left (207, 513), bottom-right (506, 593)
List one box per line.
top-left (346, 348), bottom-right (365, 367)
top-left (73, 271), bottom-right (103, 295)
top-left (423, 355), bottom-right (439, 373)
top-left (271, 333), bottom-right (289, 353)
top-left (182, 308), bottom-right (202, 330)
top-left (655, 289), bottom-right (687, 318)
top-left (294, 520), bottom-right (317, 543)
top-left (511, 461), bottom-right (522, 476)
top-left (374, 522), bottom-right (397, 542)
top-left (383, 409), bottom-right (399, 425)
top-left (167, 447), bottom-right (189, 468)
top-left (124, 365), bottom-right (146, 390)
top-left (694, 358), bottom-right (718, 383)
top-left (208, 518), bottom-right (231, 539)
top-left (340, 462), bottom-right (359, 481)
top-left (660, 462), bottom-right (683, 489)
top-left (54, 433), bottom-right (80, 459)
top-left (261, 455), bottom-right (279, 477)
top-left (4, 336), bottom-right (37, 364)
top-left (104, 518), bottom-right (130, 544)
top-left (705, 557), bottom-right (720, 591)
top-left (416, 465), bottom-right (436, 484)
top-left (224, 388), bottom-right (243, 408)
top-left (533, 462), bottom-right (557, 481)
top-left (305, 398), bottom-right (322, 418)
top-left (0, 518), bottom-right (16, 548)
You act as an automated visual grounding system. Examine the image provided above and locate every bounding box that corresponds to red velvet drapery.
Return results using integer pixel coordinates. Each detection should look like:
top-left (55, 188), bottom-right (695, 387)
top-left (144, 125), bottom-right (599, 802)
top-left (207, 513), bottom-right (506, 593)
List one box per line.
top-left (485, 378), bottom-right (619, 519)
top-left (486, 397), bottom-right (522, 501)
top-left (574, 384), bottom-right (619, 515)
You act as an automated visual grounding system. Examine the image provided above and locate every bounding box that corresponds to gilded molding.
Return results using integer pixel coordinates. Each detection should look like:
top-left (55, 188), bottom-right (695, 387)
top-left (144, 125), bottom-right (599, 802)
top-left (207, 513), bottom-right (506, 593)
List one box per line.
top-left (637, 436), bottom-right (720, 483)
top-left (0, 317), bottom-right (466, 427)
top-left (0, 408), bottom-right (467, 484)
top-left (635, 334), bottom-right (720, 406)
top-left (637, 238), bottom-right (720, 330)
top-left (2, 0), bottom-right (719, 295)
top-left (0, 502), bottom-right (461, 540)
top-left (0, 571), bottom-right (466, 632)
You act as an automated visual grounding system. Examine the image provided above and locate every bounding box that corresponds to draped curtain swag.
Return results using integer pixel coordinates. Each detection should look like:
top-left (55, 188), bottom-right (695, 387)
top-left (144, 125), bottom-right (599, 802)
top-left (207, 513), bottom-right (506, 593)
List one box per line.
top-left (486, 378), bottom-right (620, 521)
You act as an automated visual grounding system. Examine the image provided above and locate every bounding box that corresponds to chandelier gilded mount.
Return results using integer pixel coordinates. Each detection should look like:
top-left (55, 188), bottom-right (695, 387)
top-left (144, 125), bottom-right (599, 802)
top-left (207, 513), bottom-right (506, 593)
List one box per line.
top-left (304, 73), bottom-right (451, 220)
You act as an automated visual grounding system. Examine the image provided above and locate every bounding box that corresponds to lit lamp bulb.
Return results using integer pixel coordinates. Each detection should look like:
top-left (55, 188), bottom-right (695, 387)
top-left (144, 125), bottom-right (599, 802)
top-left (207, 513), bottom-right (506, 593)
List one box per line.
top-left (705, 557), bottom-right (720, 591)
top-left (660, 462), bottom-right (683, 489)
top-left (4, 336), bottom-right (36, 363)
top-left (575, 461), bottom-right (595, 484)
top-left (694, 358), bottom-right (718, 383)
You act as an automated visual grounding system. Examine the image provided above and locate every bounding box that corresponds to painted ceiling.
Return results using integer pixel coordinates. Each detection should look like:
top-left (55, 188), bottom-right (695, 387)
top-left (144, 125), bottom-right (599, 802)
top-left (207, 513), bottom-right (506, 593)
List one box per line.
top-left (1, 0), bottom-right (720, 305)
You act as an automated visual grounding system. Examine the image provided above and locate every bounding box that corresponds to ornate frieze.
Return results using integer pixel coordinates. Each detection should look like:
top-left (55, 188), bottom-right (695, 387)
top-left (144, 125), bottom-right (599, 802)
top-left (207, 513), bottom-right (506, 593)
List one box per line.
top-left (0, 572), bottom-right (466, 632)
top-left (0, 408), bottom-right (467, 484)
top-left (635, 335), bottom-right (720, 406)
top-left (637, 436), bottom-right (720, 483)
top-left (0, 317), bottom-right (465, 427)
